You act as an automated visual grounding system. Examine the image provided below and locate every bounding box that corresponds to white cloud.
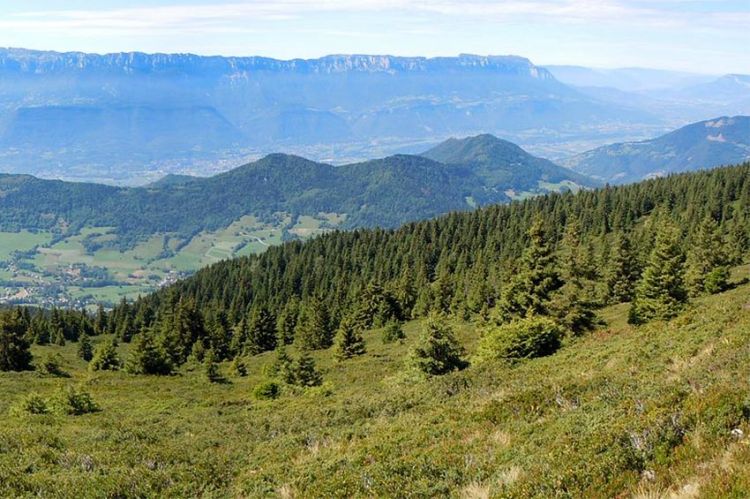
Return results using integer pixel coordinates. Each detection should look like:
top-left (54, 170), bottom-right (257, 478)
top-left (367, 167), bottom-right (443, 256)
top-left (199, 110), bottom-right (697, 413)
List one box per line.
top-left (3, 0), bottom-right (748, 34)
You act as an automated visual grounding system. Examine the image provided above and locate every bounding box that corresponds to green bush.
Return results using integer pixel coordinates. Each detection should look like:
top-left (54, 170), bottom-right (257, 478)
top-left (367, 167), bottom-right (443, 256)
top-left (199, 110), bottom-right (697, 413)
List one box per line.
top-left (52, 386), bottom-right (100, 416)
top-left (705, 266), bottom-right (730, 295)
top-left (382, 321), bottom-right (406, 343)
top-left (476, 316), bottom-right (563, 362)
top-left (229, 356), bottom-right (248, 377)
top-left (39, 352), bottom-right (69, 377)
top-left (9, 392), bottom-right (49, 416)
top-left (253, 380), bottom-right (280, 400)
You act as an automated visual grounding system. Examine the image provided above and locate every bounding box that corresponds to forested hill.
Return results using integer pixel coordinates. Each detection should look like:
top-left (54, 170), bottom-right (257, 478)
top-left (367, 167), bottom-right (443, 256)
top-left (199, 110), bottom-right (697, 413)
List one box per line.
top-left (0, 135), bottom-right (591, 244)
top-left (422, 133), bottom-right (593, 191)
top-left (106, 161), bottom-right (750, 363)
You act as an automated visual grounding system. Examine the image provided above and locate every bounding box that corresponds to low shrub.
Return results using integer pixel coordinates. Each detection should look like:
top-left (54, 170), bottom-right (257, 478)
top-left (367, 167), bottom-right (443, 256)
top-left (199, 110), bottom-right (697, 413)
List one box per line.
top-left (52, 386), bottom-right (100, 415)
top-left (253, 380), bottom-right (281, 400)
top-left (39, 353), bottom-right (69, 377)
top-left (382, 321), bottom-right (406, 343)
top-left (9, 392), bottom-right (49, 416)
top-left (476, 316), bottom-right (563, 363)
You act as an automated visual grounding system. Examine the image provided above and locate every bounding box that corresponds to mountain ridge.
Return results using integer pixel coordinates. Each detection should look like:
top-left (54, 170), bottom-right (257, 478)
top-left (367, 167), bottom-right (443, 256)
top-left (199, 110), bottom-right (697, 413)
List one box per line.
top-left (0, 134), bottom-right (590, 242)
top-left (564, 115), bottom-right (750, 183)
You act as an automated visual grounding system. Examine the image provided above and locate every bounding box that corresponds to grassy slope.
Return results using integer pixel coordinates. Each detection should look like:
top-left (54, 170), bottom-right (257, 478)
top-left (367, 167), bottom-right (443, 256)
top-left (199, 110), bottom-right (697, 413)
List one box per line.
top-left (2, 267), bottom-right (750, 497)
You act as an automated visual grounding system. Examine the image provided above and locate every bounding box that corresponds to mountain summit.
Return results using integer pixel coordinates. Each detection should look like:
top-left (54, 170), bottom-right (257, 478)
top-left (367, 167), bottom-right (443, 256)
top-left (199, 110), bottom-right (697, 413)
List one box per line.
top-left (423, 134), bottom-right (596, 191)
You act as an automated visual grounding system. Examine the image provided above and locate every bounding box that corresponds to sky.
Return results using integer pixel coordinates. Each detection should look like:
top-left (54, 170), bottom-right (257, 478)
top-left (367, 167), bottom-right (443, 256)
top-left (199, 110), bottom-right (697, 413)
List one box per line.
top-left (0, 0), bottom-right (748, 74)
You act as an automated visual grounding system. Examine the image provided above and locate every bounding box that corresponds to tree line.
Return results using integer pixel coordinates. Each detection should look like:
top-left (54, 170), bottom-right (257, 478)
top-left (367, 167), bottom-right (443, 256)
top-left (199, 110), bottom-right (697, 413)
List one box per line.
top-left (2, 162), bottom-right (748, 376)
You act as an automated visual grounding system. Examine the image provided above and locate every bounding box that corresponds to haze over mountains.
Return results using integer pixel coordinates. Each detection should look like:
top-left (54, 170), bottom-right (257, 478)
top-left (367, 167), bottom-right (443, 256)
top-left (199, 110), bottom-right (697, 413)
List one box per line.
top-left (546, 65), bottom-right (750, 125)
top-left (565, 116), bottom-right (750, 184)
top-left (0, 48), bottom-right (665, 184)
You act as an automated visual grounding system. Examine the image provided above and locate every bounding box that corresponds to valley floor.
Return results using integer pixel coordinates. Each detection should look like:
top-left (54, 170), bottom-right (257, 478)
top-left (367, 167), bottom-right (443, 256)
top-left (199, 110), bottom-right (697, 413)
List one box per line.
top-left (3, 267), bottom-right (750, 497)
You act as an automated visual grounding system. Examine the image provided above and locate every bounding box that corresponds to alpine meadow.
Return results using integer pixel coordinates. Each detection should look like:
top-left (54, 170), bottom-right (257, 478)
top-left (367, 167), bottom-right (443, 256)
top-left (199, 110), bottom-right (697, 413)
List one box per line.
top-left (2, 1), bottom-right (750, 498)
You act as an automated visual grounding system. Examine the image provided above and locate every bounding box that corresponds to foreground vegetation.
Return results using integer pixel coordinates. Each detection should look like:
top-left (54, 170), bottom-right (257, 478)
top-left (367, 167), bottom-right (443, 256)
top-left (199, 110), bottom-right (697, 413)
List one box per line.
top-left (2, 266), bottom-right (750, 497)
top-left (2, 162), bottom-right (749, 496)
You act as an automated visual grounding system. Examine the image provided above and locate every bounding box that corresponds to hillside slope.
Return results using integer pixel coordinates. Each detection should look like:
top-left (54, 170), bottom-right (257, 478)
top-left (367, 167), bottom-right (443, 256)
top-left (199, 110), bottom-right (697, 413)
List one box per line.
top-left (565, 116), bottom-right (750, 183)
top-left (3, 266), bottom-right (750, 496)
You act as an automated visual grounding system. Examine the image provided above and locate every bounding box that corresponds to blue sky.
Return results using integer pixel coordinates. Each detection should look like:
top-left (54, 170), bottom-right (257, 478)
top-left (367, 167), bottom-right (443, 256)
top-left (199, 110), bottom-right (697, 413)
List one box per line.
top-left (1, 0), bottom-right (748, 74)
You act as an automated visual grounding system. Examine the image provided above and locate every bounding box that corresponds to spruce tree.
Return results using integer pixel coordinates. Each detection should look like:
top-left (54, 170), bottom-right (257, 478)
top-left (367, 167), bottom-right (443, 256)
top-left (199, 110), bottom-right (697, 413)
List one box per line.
top-left (334, 316), bottom-right (366, 361)
top-left (206, 309), bottom-right (230, 360)
top-left (552, 222), bottom-right (597, 334)
top-left (268, 342), bottom-right (295, 384)
top-left (496, 219), bottom-right (561, 322)
top-left (125, 331), bottom-right (172, 375)
top-left (685, 216), bottom-right (730, 296)
top-left (89, 337), bottom-right (122, 371)
top-left (629, 219), bottom-right (687, 324)
top-left (203, 348), bottom-right (222, 383)
top-left (0, 311), bottom-right (33, 371)
top-left (228, 355), bottom-right (248, 377)
top-left (77, 333), bottom-right (93, 362)
top-left (409, 316), bottom-right (467, 376)
top-left (246, 306), bottom-right (277, 355)
top-left (603, 232), bottom-right (638, 303)
top-left (229, 316), bottom-right (249, 357)
top-left (276, 298), bottom-right (300, 346)
top-left (294, 349), bottom-right (322, 387)
top-left (295, 298), bottom-right (332, 350)
top-left (116, 313), bottom-right (135, 343)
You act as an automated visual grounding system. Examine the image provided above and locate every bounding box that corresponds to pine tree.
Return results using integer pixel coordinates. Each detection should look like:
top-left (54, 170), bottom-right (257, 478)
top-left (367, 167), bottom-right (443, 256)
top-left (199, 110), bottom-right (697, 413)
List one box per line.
top-left (89, 338), bottom-right (121, 371)
top-left (125, 331), bottom-right (172, 375)
top-left (295, 298), bottom-right (332, 350)
top-left (276, 298), bottom-right (300, 346)
top-left (552, 222), bottom-right (597, 334)
top-left (685, 216), bottom-right (730, 296)
top-left (116, 313), bottom-right (135, 343)
top-left (409, 316), bottom-right (467, 376)
top-left (629, 219), bottom-right (687, 324)
top-left (603, 232), bottom-right (638, 303)
top-left (268, 342), bottom-right (295, 384)
top-left (496, 219), bottom-right (561, 322)
top-left (29, 316), bottom-right (49, 345)
top-left (0, 311), bottom-right (33, 371)
top-left (77, 333), bottom-right (93, 362)
top-left (246, 306), bottom-right (277, 355)
top-left (206, 309), bottom-right (230, 360)
top-left (334, 316), bottom-right (366, 361)
top-left (203, 348), bottom-right (222, 383)
top-left (229, 315), bottom-right (249, 357)
top-left (294, 349), bottom-right (322, 387)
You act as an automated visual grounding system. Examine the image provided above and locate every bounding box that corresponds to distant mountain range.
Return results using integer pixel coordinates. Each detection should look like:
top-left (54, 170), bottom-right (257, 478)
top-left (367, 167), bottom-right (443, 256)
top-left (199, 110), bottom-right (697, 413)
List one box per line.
top-left (0, 48), bottom-right (659, 183)
top-left (564, 116), bottom-right (750, 183)
top-left (545, 65), bottom-right (716, 92)
top-left (0, 134), bottom-right (592, 242)
top-left (546, 65), bottom-right (750, 125)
